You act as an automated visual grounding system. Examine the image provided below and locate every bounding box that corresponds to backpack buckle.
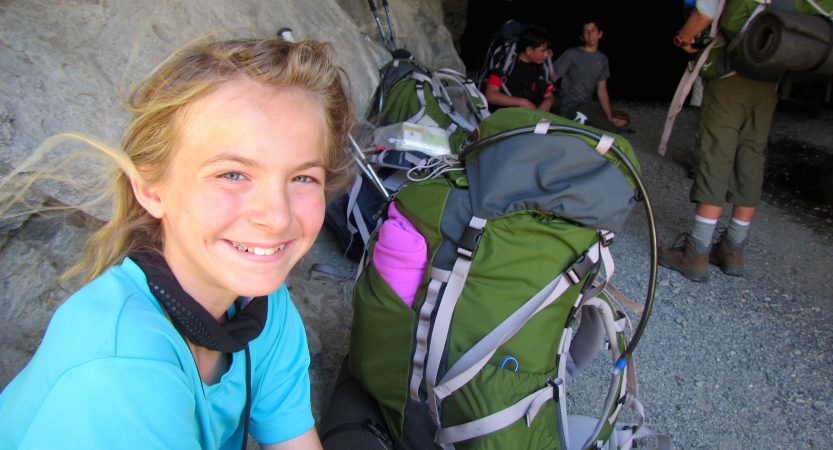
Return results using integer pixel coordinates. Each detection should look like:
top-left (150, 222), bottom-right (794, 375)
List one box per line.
top-left (546, 378), bottom-right (563, 403)
top-left (362, 420), bottom-right (394, 448)
top-left (580, 262), bottom-right (601, 295)
top-left (566, 252), bottom-right (595, 285)
top-left (599, 230), bottom-right (615, 247)
top-left (457, 225), bottom-right (484, 260)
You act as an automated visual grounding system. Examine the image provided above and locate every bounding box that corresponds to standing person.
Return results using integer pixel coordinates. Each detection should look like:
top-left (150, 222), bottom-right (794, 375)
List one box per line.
top-left (483, 27), bottom-right (555, 112)
top-left (658, 0), bottom-right (778, 282)
top-left (0, 37), bottom-right (355, 449)
top-left (554, 20), bottom-right (630, 134)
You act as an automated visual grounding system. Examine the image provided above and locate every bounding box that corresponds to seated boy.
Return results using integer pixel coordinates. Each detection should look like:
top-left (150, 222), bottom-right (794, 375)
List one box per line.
top-left (484, 28), bottom-right (554, 112)
top-left (554, 20), bottom-right (630, 134)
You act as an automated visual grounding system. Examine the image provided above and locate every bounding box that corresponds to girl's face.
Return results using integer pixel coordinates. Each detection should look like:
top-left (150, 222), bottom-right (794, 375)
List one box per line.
top-left (134, 79), bottom-right (328, 314)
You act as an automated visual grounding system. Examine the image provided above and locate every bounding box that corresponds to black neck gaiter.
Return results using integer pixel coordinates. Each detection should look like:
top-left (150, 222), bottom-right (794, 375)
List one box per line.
top-left (129, 251), bottom-right (268, 353)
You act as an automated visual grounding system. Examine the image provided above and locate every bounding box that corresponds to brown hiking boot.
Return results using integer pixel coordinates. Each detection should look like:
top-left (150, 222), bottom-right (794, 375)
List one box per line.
top-left (709, 233), bottom-right (745, 277)
top-left (658, 233), bottom-right (710, 282)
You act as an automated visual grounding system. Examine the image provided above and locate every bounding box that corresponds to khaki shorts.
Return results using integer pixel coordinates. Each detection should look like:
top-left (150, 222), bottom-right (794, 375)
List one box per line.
top-left (690, 75), bottom-right (778, 207)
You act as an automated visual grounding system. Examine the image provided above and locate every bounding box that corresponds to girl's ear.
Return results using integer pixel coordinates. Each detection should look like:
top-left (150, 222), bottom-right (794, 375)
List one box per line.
top-left (131, 176), bottom-right (165, 219)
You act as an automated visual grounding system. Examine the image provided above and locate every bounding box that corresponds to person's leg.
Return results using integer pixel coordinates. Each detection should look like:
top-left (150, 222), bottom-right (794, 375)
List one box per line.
top-left (660, 77), bottom-right (743, 282)
top-left (550, 93), bottom-right (563, 115)
top-left (689, 202), bottom-right (722, 251)
top-left (575, 102), bottom-right (618, 133)
top-left (710, 209), bottom-right (752, 277)
top-left (559, 104), bottom-right (579, 122)
top-left (726, 205), bottom-right (755, 248)
top-left (690, 78), bottom-right (745, 208)
top-left (710, 77), bottom-right (777, 276)
top-left (659, 201), bottom-right (722, 282)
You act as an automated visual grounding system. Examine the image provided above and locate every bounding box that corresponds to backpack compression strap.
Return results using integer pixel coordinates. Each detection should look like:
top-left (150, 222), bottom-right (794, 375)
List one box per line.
top-left (345, 175), bottom-right (375, 248)
top-left (424, 217), bottom-right (488, 427)
top-left (499, 42), bottom-right (519, 96)
top-left (409, 266), bottom-right (451, 401)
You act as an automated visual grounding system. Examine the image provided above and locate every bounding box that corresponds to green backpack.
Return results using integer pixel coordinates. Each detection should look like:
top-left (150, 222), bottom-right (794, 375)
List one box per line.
top-left (349, 108), bottom-right (664, 450)
top-left (378, 59), bottom-right (491, 153)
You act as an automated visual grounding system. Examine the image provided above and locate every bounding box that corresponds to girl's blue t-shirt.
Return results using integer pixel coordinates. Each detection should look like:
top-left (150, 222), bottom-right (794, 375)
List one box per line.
top-left (0, 257), bottom-right (314, 449)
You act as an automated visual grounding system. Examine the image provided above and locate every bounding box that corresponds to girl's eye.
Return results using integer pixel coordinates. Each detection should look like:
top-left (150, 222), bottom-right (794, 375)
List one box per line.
top-left (221, 172), bottom-right (244, 182)
top-left (293, 175), bottom-right (318, 184)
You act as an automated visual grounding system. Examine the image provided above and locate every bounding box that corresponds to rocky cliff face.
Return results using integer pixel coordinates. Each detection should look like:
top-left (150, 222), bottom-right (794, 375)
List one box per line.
top-left (0, 0), bottom-right (465, 407)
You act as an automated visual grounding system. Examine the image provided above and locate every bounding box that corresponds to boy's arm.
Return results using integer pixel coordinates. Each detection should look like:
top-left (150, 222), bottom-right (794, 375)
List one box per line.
top-left (537, 93), bottom-right (554, 112)
top-left (596, 80), bottom-right (615, 121)
top-left (677, 9), bottom-right (713, 54)
top-left (484, 83), bottom-right (536, 109)
top-left (537, 84), bottom-right (554, 112)
top-left (596, 80), bottom-right (629, 127)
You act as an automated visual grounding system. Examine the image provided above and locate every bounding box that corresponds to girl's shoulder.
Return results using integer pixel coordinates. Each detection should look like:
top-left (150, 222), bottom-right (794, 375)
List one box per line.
top-left (257, 284), bottom-right (304, 349)
top-left (43, 258), bottom-right (189, 366)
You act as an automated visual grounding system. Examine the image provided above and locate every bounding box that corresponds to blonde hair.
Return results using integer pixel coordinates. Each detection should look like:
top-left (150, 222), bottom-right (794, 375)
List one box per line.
top-left (1, 38), bottom-right (355, 283)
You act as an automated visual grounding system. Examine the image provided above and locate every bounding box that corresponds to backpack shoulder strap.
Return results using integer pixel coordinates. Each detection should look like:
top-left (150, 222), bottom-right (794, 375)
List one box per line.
top-left (425, 216), bottom-right (488, 423)
top-left (431, 242), bottom-right (609, 447)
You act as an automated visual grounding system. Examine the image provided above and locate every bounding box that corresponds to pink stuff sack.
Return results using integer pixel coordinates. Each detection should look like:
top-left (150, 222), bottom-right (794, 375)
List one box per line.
top-left (373, 202), bottom-right (428, 307)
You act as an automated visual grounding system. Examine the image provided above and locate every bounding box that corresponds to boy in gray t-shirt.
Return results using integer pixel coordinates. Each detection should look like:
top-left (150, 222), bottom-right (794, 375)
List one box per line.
top-left (554, 21), bottom-right (629, 133)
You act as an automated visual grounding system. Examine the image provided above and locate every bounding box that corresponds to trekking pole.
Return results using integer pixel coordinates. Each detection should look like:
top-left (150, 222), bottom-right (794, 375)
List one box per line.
top-left (367, 0), bottom-right (392, 52)
top-left (382, 0), bottom-right (399, 50)
top-left (347, 133), bottom-right (391, 200)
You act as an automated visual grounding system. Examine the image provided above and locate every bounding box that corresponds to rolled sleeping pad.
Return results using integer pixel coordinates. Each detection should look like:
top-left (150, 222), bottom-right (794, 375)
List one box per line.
top-left (742, 10), bottom-right (833, 75)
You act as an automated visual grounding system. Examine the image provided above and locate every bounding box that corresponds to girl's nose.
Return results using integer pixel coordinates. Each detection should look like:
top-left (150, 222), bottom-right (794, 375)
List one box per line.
top-left (249, 182), bottom-right (293, 232)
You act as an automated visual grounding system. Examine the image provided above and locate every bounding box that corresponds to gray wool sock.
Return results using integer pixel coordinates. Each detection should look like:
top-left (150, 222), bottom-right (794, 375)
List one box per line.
top-left (690, 215), bottom-right (717, 254)
top-left (726, 217), bottom-right (750, 249)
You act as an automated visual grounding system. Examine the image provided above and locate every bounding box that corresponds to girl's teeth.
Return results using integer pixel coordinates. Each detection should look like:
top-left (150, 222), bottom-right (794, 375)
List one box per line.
top-left (233, 243), bottom-right (286, 255)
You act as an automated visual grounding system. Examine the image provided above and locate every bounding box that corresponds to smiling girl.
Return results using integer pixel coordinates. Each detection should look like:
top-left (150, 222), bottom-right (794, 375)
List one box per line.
top-left (0, 38), bottom-right (354, 449)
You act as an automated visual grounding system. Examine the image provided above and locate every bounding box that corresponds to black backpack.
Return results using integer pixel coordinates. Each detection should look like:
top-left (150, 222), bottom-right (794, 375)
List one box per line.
top-left (474, 20), bottom-right (556, 97)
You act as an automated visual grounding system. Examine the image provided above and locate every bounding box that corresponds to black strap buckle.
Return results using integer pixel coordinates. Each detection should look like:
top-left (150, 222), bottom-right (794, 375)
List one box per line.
top-left (363, 420), bottom-right (394, 448)
top-left (457, 225), bottom-right (484, 261)
top-left (579, 262), bottom-right (601, 295)
top-left (566, 251), bottom-right (595, 285)
top-left (547, 378), bottom-right (562, 403)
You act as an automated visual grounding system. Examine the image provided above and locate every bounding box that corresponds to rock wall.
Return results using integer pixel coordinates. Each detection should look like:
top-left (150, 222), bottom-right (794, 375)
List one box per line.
top-left (0, 0), bottom-right (464, 404)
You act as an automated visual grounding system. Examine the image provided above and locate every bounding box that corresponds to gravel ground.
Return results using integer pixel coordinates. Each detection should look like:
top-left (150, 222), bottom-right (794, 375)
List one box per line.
top-left (298, 99), bottom-right (833, 449)
top-left (564, 100), bottom-right (833, 449)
